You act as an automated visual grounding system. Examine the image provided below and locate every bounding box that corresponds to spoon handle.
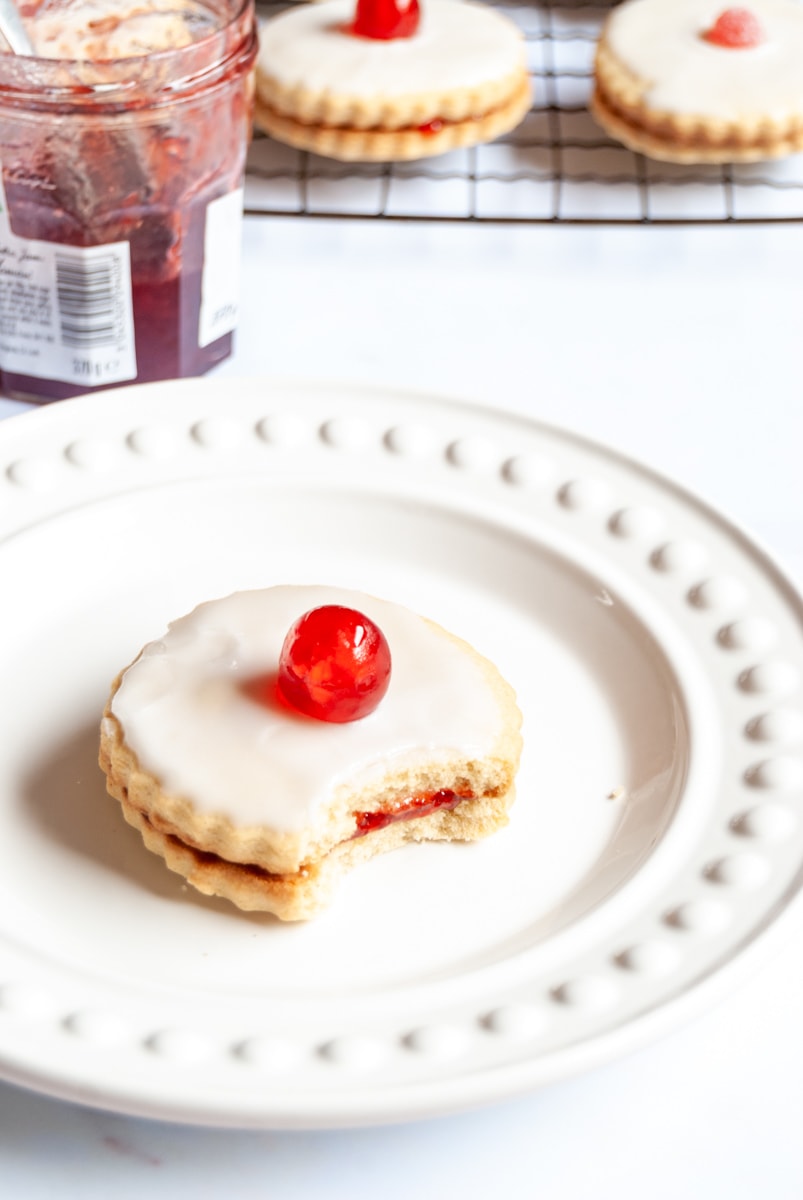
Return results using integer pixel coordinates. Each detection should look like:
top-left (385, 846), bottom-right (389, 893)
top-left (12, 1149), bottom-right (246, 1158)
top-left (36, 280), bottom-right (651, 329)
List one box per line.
top-left (0, 0), bottom-right (34, 55)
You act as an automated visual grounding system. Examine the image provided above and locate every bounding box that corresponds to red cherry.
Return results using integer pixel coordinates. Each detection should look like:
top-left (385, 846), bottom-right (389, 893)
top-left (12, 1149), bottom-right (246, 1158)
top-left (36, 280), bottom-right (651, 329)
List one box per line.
top-left (277, 605), bottom-right (392, 723)
top-left (702, 8), bottom-right (764, 48)
top-left (352, 0), bottom-right (420, 41)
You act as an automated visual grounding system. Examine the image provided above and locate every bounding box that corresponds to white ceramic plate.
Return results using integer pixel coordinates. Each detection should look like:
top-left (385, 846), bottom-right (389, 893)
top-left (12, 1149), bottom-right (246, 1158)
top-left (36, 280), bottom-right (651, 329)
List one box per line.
top-left (0, 378), bottom-right (802, 1129)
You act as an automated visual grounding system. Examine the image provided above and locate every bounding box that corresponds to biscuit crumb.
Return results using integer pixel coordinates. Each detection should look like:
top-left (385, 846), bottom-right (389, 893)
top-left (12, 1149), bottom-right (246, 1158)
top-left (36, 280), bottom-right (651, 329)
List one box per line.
top-left (607, 786), bottom-right (626, 801)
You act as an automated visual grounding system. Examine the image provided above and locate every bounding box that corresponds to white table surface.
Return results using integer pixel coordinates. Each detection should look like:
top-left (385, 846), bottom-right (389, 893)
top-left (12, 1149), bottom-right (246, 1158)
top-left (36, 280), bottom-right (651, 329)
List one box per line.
top-left (1, 214), bottom-right (801, 1198)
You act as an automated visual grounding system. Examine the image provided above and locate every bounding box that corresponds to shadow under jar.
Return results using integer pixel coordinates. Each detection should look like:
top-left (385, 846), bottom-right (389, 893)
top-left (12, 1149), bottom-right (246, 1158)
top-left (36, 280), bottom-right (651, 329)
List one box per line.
top-left (0, 0), bottom-right (257, 402)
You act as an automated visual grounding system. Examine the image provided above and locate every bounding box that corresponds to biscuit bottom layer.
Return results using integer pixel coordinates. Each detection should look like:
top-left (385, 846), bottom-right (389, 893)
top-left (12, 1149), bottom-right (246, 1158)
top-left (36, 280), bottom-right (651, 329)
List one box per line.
top-left (253, 74), bottom-right (532, 161)
top-left (120, 786), bottom-right (511, 920)
top-left (591, 86), bottom-right (803, 164)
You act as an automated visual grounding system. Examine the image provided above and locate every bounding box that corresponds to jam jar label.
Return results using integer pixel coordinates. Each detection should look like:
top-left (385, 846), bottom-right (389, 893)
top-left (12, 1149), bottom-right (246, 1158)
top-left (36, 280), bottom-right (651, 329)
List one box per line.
top-left (0, 170), bottom-right (138, 388)
top-left (198, 187), bottom-right (244, 349)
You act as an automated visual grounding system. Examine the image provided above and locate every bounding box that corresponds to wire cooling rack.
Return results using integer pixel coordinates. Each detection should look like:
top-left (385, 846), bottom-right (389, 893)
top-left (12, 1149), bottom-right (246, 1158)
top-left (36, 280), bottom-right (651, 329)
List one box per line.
top-left (245, 0), bottom-right (803, 223)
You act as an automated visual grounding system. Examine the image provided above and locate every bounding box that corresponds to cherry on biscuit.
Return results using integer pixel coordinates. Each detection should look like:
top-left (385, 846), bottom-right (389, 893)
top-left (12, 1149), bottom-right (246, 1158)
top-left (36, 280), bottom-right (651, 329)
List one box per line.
top-left (277, 605), bottom-right (392, 722)
top-left (702, 7), bottom-right (764, 48)
top-left (352, 0), bottom-right (420, 40)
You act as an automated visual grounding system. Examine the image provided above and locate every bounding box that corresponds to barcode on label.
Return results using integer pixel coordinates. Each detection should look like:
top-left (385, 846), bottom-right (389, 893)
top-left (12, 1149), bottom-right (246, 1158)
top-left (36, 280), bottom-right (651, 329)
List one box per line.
top-left (0, 167), bottom-right (136, 385)
top-left (55, 252), bottom-right (126, 349)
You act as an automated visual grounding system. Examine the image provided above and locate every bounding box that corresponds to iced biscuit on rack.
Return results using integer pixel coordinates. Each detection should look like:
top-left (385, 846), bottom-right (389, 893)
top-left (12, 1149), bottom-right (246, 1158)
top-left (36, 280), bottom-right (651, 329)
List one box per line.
top-left (253, 0), bottom-right (531, 161)
top-left (591, 0), bottom-right (803, 163)
top-left (99, 586), bottom-right (523, 920)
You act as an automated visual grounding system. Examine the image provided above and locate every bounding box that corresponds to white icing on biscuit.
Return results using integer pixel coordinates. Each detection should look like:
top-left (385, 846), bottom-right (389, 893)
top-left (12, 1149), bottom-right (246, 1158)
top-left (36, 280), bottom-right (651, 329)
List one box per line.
top-left (256, 0), bottom-right (525, 98)
top-left (605, 0), bottom-right (803, 120)
top-left (111, 586), bottom-right (505, 832)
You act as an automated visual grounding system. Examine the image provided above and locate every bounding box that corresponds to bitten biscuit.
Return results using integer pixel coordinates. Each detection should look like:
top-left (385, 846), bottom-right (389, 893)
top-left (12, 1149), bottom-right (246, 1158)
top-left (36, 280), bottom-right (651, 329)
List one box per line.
top-left (99, 586), bottom-right (523, 920)
top-left (591, 0), bottom-right (803, 163)
top-left (253, 0), bottom-right (532, 161)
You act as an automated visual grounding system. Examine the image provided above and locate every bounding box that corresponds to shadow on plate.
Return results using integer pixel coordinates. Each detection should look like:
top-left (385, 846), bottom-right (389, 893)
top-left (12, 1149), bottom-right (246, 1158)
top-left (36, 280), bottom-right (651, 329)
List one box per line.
top-left (20, 720), bottom-right (274, 926)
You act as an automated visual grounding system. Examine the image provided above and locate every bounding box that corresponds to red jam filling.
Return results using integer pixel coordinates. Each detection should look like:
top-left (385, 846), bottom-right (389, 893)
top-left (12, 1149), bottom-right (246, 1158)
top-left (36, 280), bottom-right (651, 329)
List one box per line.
top-left (353, 788), bottom-right (473, 836)
top-left (702, 8), bottom-right (764, 48)
top-left (351, 0), bottom-right (420, 40)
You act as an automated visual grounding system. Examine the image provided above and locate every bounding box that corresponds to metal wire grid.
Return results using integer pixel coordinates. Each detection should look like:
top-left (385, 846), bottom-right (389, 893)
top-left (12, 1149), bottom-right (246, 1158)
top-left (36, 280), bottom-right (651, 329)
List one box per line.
top-left (245, 0), bottom-right (803, 223)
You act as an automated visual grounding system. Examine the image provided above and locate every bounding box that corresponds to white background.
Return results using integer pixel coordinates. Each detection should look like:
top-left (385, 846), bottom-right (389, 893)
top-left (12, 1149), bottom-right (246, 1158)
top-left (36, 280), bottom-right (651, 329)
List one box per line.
top-left (1, 214), bottom-right (801, 1197)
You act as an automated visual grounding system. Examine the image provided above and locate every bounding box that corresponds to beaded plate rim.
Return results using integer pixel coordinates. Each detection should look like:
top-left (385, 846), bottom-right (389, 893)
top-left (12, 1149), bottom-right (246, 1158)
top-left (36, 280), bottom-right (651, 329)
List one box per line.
top-left (0, 377), bottom-right (801, 1129)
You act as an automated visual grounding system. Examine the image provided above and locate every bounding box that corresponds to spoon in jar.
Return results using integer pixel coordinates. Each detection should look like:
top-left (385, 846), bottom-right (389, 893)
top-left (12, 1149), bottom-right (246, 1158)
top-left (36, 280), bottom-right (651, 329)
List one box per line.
top-left (0, 0), bottom-right (35, 55)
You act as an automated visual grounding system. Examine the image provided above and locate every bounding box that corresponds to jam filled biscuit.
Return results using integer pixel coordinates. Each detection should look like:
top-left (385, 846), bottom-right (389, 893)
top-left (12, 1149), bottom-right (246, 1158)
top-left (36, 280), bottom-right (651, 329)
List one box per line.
top-left (253, 0), bottom-right (532, 161)
top-left (99, 586), bottom-right (523, 920)
top-left (592, 0), bottom-right (803, 163)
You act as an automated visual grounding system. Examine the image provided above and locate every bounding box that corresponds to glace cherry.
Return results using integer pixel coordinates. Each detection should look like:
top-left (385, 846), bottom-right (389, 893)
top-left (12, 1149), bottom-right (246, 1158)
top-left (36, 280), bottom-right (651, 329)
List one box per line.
top-left (277, 605), bottom-right (392, 723)
top-left (352, 0), bottom-right (420, 40)
top-left (702, 7), bottom-right (764, 47)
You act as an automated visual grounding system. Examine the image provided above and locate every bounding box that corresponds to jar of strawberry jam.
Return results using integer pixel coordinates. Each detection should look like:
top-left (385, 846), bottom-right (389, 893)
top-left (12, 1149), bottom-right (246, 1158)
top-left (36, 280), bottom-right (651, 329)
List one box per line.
top-left (0, 0), bottom-right (256, 402)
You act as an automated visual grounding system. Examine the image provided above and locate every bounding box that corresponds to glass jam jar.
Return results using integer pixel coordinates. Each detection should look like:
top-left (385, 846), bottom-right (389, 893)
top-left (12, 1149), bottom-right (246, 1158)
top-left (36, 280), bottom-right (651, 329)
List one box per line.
top-left (0, 0), bottom-right (256, 402)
